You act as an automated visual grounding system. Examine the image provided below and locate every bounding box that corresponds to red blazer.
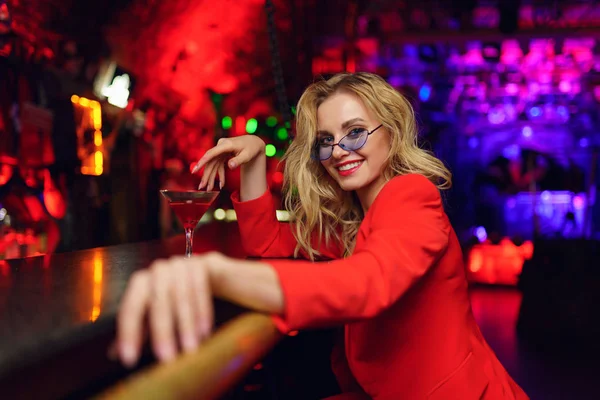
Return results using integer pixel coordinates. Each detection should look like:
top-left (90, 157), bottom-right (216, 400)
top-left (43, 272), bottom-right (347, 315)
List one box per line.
top-left (232, 174), bottom-right (528, 400)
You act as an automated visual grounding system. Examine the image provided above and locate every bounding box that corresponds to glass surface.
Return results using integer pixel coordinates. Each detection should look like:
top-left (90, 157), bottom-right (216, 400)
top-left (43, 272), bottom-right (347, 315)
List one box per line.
top-left (160, 190), bottom-right (220, 257)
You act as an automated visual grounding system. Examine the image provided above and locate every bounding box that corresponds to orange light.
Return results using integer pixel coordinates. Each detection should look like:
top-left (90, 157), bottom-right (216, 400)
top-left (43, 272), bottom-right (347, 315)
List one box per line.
top-left (79, 97), bottom-right (90, 107)
top-left (467, 238), bottom-right (535, 286)
top-left (469, 248), bottom-right (483, 272)
top-left (91, 252), bottom-right (103, 322)
top-left (94, 150), bottom-right (103, 167)
top-left (94, 130), bottom-right (102, 147)
top-left (93, 106), bottom-right (102, 130)
top-left (71, 95), bottom-right (80, 103)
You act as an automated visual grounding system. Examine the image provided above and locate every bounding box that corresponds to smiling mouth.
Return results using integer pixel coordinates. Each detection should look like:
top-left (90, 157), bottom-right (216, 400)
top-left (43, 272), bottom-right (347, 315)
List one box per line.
top-left (337, 161), bottom-right (363, 171)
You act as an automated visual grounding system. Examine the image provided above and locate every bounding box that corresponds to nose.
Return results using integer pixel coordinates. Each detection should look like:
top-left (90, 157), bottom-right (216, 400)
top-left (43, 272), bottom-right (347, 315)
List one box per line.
top-left (331, 144), bottom-right (349, 160)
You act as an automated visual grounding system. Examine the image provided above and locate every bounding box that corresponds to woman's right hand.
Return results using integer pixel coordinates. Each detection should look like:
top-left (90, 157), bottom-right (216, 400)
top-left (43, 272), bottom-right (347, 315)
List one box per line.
top-left (192, 135), bottom-right (266, 191)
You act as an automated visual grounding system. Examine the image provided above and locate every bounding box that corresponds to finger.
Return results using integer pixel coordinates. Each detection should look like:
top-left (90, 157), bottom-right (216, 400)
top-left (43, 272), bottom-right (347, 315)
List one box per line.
top-left (199, 159), bottom-right (220, 190)
top-left (206, 160), bottom-right (220, 192)
top-left (117, 271), bottom-right (151, 368)
top-left (172, 260), bottom-right (199, 353)
top-left (192, 140), bottom-right (233, 173)
top-left (217, 163), bottom-right (225, 190)
top-left (198, 159), bottom-right (220, 190)
top-left (149, 262), bottom-right (177, 362)
top-left (191, 260), bottom-right (214, 340)
top-left (227, 149), bottom-right (251, 169)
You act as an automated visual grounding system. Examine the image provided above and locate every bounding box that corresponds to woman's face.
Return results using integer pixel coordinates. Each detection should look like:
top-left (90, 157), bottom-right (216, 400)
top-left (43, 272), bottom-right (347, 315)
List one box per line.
top-left (317, 91), bottom-right (391, 201)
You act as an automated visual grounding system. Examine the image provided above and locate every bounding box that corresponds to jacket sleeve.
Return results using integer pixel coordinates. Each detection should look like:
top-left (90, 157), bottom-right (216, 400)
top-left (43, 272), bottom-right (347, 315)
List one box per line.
top-left (267, 174), bottom-right (450, 332)
top-left (231, 189), bottom-right (341, 259)
top-left (231, 189), bottom-right (298, 258)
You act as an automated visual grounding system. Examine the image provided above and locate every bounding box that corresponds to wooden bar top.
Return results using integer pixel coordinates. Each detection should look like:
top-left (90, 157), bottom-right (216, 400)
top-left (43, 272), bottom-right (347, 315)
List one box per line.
top-left (0, 224), bottom-right (277, 398)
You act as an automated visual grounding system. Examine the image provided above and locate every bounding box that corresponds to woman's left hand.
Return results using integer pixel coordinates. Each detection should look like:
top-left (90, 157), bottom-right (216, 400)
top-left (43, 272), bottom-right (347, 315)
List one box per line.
top-left (116, 253), bottom-right (221, 367)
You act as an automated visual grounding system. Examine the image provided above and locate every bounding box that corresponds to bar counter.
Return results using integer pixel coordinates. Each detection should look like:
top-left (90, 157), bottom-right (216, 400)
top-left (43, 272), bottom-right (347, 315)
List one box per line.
top-left (0, 224), bottom-right (281, 398)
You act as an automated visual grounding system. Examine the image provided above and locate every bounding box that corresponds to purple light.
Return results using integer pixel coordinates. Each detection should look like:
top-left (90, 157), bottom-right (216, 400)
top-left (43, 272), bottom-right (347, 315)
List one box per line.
top-left (579, 137), bottom-right (589, 148)
top-left (541, 191), bottom-right (551, 202)
top-left (488, 108), bottom-right (505, 124)
top-left (388, 76), bottom-right (402, 87)
top-left (475, 226), bottom-right (488, 242)
top-left (503, 144), bottom-right (520, 160)
top-left (559, 80), bottom-right (572, 93)
top-left (573, 195), bottom-right (585, 209)
top-left (468, 137), bottom-right (479, 149)
top-left (522, 126), bottom-right (533, 138)
top-left (556, 105), bottom-right (569, 120)
top-left (505, 83), bottom-right (519, 95)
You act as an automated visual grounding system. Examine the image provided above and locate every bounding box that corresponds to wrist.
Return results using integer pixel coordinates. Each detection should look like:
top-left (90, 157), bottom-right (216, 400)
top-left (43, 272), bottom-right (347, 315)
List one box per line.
top-left (241, 152), bottom-right (266, 172)
top-left (206, 254), bottom-right (229, 296)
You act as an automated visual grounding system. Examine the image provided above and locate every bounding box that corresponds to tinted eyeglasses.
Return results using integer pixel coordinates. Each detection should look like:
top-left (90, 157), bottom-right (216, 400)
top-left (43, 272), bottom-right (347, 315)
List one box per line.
top-left (312, 124), bottom-right (383, 161)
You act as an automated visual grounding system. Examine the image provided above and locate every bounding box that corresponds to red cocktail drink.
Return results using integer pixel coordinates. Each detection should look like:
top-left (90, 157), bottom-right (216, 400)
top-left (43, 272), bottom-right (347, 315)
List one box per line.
top-left (160, 190), bottom-right (220, 257)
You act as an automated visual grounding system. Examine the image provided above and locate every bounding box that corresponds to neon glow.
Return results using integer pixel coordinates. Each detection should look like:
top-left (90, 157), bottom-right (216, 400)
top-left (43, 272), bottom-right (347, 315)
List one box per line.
top-left (265, 144), bottom-right (276, 157)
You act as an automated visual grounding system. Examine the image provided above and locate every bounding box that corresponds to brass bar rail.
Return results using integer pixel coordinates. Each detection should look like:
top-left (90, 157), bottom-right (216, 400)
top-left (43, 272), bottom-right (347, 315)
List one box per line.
top-left (95, 313), bottom-right (281, 400)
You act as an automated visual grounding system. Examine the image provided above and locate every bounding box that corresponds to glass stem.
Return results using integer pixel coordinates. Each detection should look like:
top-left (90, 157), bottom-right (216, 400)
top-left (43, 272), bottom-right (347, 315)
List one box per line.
top-left (185, 227), bottom-right (194, 258)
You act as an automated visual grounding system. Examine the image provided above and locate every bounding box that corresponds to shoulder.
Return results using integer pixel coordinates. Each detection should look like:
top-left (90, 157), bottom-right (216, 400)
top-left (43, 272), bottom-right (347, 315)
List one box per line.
top-left (374, 174), bottom-right (441, 207)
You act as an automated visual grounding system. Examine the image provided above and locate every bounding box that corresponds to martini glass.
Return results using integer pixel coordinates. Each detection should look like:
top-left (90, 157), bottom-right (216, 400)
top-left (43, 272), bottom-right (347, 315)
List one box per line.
top-left (160, 190), bottom-right (220, 258)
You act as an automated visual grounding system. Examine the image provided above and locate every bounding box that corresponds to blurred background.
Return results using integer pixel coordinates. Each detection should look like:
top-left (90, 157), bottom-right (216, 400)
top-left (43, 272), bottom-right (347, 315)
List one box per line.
top-left (1, 0), bottom-right (600, 397)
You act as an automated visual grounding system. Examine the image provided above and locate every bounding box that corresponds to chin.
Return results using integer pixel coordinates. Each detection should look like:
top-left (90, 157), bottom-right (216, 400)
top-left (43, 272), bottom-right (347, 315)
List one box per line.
top-left (333, 175), bottom-right (369, 192)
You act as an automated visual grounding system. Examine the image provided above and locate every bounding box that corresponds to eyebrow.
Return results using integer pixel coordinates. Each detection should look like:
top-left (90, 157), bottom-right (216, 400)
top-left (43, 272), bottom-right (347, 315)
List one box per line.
top-left (317, 117), bottom-right (366, 136)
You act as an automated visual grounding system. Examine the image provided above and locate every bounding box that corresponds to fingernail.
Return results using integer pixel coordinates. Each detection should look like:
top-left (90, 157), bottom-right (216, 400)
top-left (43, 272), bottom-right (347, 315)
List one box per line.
top-left (182, 334), bottom-right (198, 352)
top-left (192, 165), bottom-right (199, 173)
top-left (219, 182), bottom-right (223, 190)
top-left (158, 343), bottom-right (176, 362)
top-left (229, 161), bottom-right (236, 169)
top-left (120, 343), bottom-right (138, 368)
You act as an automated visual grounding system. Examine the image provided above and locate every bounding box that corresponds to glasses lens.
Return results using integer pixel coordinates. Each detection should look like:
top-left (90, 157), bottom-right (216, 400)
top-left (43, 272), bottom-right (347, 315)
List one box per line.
top-left (319, 145), bottom-right (333, 160)
top-left (339, 129), bottom-right (368, 152)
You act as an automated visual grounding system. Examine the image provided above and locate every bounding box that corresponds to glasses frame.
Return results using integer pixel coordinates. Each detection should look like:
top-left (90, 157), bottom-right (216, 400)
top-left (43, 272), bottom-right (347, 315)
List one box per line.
top-left (313, 124), bottom-right (384, 161)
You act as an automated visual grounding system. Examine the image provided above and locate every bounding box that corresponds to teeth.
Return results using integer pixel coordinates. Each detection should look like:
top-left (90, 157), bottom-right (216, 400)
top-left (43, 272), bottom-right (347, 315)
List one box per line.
top-left (338, 161), bottom-right (362, 171)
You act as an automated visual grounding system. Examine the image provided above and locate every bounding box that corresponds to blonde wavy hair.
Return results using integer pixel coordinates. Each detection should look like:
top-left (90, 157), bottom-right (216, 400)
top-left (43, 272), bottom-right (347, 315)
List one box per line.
top-left (282, 72), bottom-right (451, 260)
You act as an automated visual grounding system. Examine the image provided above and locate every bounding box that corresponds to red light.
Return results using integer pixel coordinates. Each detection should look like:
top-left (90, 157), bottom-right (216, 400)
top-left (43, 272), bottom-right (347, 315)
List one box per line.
top-left (272, 171), bottom-right (284, 185)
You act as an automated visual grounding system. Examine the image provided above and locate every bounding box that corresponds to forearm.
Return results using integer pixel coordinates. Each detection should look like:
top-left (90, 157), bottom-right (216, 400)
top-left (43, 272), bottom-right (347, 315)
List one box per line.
top-left (209, 257), bottom-right (284, 315)
top-left (240, 154), bottom-right (268, 202)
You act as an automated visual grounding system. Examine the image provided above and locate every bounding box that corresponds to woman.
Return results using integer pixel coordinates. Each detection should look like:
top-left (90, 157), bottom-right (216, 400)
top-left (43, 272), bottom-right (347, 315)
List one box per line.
top-left (116, 73), bottom-right (528, 399)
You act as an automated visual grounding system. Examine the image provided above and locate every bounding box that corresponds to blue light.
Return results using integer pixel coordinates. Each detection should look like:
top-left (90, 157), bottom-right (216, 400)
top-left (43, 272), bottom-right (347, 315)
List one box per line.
top-left (529, 106), bottom-right (542, 117)
top-left (468, 137), bottom-right (479, 149)
top-left (556, 105), bottom-right (569, 118)
top-left (522, 126), bottom-right (533, 138)
top-left (419, 85), bottom-right (432, 102)
top-left (502, 144), bottom-right (521, 160)
top-left (579, 137), bottom-right (589, 148)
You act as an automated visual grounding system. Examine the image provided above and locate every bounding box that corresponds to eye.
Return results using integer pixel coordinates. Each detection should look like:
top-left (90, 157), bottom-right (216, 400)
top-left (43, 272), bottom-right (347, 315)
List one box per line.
top-left (347, 128), bottom-right (366, 138)
top-left (318, 136), bottom-right (334, 146)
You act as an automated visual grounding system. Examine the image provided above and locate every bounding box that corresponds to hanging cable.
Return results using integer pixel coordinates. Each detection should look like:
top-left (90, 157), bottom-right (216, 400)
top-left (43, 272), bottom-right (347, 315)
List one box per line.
top-left (264, 0), bottom-right (292, 125)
